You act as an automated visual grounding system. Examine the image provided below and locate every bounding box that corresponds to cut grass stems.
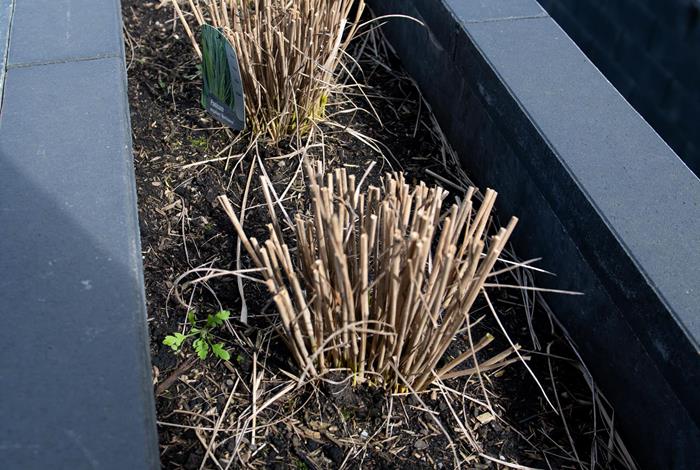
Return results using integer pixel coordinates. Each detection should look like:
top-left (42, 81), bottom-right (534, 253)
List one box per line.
top-left (172, 0), bottom-right (365, 142)
top-left (219, 162), bottom-right (523, 391)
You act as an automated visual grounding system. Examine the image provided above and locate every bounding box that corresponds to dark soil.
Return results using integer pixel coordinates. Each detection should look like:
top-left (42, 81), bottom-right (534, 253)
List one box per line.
top-left (123, 2), bottom-right (632, 469)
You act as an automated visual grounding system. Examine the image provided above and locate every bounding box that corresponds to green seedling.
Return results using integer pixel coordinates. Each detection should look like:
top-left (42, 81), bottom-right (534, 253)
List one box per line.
top-left (163, 309), bottom-right (231, 361)
top-left (340, 408), bottom-right (354, 422)
top-left (189, 135), bottom-right (208, 150)
top-left (294, 459), bottom-right (309, 470)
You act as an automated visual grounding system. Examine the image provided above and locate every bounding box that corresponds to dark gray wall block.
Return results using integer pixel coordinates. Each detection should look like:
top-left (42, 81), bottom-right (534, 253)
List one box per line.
top-left (537, 0), bottom-right (700, 176)
top-left (8, 0), bottom-right (123, 66)
top-left (368, 0), bottom-right (700, 468)
top-left (0, 0), bottom-right (159, 468)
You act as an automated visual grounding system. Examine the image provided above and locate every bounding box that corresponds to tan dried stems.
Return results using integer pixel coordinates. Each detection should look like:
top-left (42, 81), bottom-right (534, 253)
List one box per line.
top-left (172, 0), bottom-right (365, 142)
top-left (219, 162), bottom-right (522, 391)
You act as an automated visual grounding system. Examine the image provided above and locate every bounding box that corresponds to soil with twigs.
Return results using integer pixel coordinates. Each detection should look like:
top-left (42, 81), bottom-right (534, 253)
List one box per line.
top-left (123, 2), bottom-right (635, 469)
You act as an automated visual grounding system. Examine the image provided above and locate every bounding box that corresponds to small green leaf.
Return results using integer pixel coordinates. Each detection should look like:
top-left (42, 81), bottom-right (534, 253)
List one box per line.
top-left (215, 310), bottom-right (231, 321)
top-left (163, 336), bottom-right (178, 350)
top-left (236, 354), bottom-right (244, 364)
top-left (187, 310), bottom-right (197, 325)
top-left (193, 338), bottom-right (209, 360)
top-left (212, 343), bottom-right (230, 361)
top-left (163, 332), bottom-right (186, 351)
top-left (208, 309), bottom-right (230, 328)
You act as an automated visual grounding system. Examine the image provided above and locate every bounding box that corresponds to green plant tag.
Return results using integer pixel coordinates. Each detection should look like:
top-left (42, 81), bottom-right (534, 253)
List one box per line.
top-left (200, 24), bottom-right (245, 130)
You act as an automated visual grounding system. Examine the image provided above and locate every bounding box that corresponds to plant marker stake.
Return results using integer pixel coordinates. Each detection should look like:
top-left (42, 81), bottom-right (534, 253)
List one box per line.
top-left (200, 24), bottom-right (245, 130)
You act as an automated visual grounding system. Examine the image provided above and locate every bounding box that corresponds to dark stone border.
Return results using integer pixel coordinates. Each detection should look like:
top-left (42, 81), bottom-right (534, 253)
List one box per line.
top-left (368, 0), bottom-right (700, 467)
top-left (0, 1), bottom-right (159, 468)
top-left (538, 0), bottom-right (700, 176)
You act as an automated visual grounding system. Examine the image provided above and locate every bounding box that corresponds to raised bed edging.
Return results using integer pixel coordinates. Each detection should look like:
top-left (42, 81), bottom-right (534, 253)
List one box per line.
top-left (368, 0), bottom-right (700, 467)
top-left (0, 0), bottom-right (159, 468)
top-left (538, 0), bottom-right (700, 176)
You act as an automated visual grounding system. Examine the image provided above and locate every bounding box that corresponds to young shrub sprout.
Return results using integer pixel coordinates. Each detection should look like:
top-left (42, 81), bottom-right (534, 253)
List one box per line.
top-left (218, 163), bottom-right (522, 391)
top-left (172, 0), bottom-right (365, 141)
top-left (164, 310), bottom-right (232, 361)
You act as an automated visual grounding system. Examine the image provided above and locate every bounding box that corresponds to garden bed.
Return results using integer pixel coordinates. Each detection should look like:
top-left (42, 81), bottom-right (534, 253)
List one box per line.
top-left (124, 1), bottom-right (633, 468)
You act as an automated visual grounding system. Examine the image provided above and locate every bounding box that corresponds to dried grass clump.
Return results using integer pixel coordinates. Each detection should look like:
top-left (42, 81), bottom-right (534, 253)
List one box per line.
top-left (172, 0), bottom-right (365, 141)
top-left (219, 164), bottom-right (520, 390)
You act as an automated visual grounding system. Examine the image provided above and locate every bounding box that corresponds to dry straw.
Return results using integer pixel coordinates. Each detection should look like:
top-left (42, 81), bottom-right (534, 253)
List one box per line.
top-left (219, 162), bottom-right (521, 390)
top-left (172, 0), bottom-right (365, 141)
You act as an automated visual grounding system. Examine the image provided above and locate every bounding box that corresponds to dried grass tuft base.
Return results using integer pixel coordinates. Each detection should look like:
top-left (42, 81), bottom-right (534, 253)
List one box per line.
top-left (220, 163), bottom-right (521, 391)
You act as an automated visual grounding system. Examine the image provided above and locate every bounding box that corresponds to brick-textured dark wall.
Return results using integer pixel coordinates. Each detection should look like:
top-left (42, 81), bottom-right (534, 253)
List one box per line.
top-left (538, 0), bottom-right (700, 175)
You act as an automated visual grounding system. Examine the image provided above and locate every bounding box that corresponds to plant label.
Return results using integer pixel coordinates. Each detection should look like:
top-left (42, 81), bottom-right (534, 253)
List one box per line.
top-left (200, 24), bottom-right (245, 130)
